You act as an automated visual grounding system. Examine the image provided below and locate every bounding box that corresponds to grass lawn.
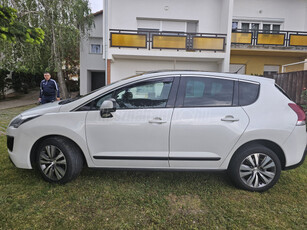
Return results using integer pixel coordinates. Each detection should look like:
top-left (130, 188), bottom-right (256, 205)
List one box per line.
top-left (0, 105), bottom-right (306, 229)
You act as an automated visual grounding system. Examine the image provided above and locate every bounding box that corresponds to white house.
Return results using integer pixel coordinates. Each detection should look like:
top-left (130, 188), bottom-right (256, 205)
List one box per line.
top-left (80, 0), bottom-right (307, 95)
top-left (80, 10), bottom-right (105, 94)
top-left (230, 0), bottom-right (307, 75)
top-left (80, 0), bottom-right (234, 95)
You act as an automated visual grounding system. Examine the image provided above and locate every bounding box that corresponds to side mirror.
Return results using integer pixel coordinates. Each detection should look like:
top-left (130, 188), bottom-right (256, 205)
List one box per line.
top-left (100, 99), bottom-right (116, 118)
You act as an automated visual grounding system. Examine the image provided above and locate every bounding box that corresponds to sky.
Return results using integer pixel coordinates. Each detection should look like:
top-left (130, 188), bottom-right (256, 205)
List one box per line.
top-left (88, 0), bottom-right (103, 13)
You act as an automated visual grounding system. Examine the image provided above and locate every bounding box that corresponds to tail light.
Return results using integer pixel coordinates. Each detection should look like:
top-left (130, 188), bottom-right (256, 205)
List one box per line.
top-left (288, 103), bottom-right (306, 126)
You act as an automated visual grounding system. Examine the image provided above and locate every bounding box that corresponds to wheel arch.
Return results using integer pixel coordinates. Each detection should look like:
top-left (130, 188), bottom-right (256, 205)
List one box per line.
top-left (30, 135), bottom-right (88, 168)
top-left (229, 140), bottom-right (286, 170)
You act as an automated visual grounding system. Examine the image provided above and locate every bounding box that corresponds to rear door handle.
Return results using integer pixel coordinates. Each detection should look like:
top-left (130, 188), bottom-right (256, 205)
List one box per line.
top-left (149, 117), bottom-right (167, 124)
top-left (221, 115), bottom-right (239, 122)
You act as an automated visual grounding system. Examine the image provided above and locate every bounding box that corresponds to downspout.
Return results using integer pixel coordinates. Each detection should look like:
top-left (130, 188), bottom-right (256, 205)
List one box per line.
top-left (104, 0), bottom-right (109, 84)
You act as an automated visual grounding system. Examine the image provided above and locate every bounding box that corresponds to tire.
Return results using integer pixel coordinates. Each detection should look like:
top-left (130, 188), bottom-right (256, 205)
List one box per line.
top-left (36, 137), bottom-right (83, 183)
top-left (228, 145), bottom-right (281, 192)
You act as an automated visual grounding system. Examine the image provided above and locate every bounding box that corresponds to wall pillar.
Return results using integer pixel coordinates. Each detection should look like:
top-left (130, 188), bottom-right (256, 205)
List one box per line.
top-left (107, 59), bottom-right (111, 84)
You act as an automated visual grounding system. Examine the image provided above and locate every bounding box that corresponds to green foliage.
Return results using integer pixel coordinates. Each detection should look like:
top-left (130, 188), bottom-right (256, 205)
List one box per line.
top-left (0, 69), bottom-right (11, 99)
top-left (0, 5), bottom-right (44, 44)
top-left (0, 5), bottom-right (17, 43)
top-left (301, 87), bottom-right (307, 104)
top-left (0, 0), bottom-right (93, 98)
top-left (11, 71), bottom-right (42, 94)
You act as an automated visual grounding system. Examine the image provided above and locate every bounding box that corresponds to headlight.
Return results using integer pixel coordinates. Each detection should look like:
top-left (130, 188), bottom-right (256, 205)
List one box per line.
top-left (9, 114), bottom-right (41, 128)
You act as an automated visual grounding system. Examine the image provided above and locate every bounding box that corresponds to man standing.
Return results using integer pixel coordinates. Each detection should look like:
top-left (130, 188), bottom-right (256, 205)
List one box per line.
top-left (39, 72), bottom-right (60, 104)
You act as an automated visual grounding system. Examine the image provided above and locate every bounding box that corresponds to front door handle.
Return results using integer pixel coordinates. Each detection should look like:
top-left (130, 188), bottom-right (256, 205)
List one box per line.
top-left (221, 115), bottom-right (239, 122)
top-left (149, 117), bottom-right (167, 124)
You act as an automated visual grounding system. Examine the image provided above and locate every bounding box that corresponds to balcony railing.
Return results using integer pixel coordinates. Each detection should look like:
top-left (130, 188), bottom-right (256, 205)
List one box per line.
top-left (110, 29), bottom-right (307, 52)
top-left (110, 29), bottom-right (227, 52)
top-left (231, 29), bottom-right (307, 47)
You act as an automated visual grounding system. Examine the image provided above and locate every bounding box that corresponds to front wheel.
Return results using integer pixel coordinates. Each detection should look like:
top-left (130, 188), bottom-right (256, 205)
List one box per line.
top-left (228, 145), bottom-right (281, 192)
top-left (36, 137), bottom-right (83, 183)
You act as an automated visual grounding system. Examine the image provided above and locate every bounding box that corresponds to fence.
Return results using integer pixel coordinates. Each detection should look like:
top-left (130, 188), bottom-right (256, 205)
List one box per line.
top-left (273, 70), bottom-right (307, 105)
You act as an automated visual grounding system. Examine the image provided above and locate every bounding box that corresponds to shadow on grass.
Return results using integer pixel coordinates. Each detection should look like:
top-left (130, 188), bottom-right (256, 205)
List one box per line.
top-left (9, 164), bottom-right (233, 191)
top-left (79, 167), bottom-right (234, 191)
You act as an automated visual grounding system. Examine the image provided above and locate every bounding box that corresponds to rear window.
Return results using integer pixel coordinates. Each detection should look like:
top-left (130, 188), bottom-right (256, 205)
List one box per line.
top-left (239, 81), bottom-right (260, 106)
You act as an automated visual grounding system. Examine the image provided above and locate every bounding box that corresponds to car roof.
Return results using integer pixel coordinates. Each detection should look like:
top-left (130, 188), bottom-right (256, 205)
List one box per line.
top-left (63, 70), bottom-right (274, 111)
top-left (136, 70), bottom-right (275, 84)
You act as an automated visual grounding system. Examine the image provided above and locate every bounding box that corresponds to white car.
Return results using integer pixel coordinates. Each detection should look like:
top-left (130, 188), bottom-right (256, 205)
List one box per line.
top-left (6, 71), bottom-right (307, 192)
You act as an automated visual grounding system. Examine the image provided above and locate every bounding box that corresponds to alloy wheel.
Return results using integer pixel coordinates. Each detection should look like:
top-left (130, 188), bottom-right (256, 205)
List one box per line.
top-left (239, 153), bottom-right (276, 188)
top-left (39, 145), bottom-right (67, 181)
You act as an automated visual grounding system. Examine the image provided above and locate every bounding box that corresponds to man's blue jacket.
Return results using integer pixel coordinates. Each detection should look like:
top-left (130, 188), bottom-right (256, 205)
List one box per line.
top-left (39, 79), bottom-right (60, 99)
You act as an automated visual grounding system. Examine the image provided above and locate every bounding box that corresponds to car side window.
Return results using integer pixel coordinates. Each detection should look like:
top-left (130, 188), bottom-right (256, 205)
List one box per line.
top-left (77, 79), bottom-right (173, 111)
top-left (239, 81), bottom-right (260, 106)
top-left (181, 77), bottom-right (234, 107)
top-left (93, 93), bottom-right (113, 109)
top-left (114, 80), bottom-right (173, 109)
top-left (77, 92), bottom-right (113, 111)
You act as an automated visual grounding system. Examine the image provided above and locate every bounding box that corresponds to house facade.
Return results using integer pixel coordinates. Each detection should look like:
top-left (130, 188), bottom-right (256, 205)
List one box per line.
top-left (80, 0), bottom-right (307, 95)
top-left (230, 0), bottom-right (307, 76)
top-left (80, 10), bottom-right (105, 94)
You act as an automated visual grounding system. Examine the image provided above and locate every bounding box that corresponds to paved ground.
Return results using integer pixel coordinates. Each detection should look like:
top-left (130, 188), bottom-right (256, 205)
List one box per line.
top-left (0, 89), bottom-right (39, 110)
top-left (0, 89), bottom-right (79, 110)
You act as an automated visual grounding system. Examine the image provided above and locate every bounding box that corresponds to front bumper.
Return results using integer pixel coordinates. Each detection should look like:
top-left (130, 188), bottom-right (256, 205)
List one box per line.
top-left (6, 127), bottom-right (34, 169)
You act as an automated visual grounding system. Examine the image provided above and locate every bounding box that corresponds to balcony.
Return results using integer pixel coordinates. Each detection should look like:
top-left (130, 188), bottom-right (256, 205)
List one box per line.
top-left (231, 29), bottom-right (307, 48)
top-left (109, 29), bottom-right (307, 55)
top-left (110, 29), bottom-right (227, 52)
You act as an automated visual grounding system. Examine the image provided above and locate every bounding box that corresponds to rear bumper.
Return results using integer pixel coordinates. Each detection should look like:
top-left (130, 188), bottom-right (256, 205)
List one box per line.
top-left (284, 147), bottom-right (307, 170)
top-left (282, 125), bottom-right (307, 168)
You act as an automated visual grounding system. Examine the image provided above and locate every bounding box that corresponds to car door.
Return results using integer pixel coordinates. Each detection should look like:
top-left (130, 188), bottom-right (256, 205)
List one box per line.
top-left (85, 77), bottom-right (178, 168)
top-left (169, 75), bottom-right (249, 169)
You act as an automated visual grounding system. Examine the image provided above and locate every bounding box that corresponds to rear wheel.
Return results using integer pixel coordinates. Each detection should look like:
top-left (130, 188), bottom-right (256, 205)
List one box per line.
top-left (229, 145), bottom-right (281, 192)
top-left (36, 137), bottom-right (83, 183)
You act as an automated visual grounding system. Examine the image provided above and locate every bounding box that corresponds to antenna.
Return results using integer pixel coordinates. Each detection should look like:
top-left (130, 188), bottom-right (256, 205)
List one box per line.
top-left (235, 64), bottom-right (245, 74)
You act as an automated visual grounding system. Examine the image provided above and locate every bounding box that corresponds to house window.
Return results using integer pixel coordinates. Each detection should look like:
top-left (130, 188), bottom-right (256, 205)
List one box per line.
top-left (234, 21), bottom-right (282, 33)
top-left (137, 19), bottom-right (198, 33)
top-left (263, 24), bottom-right (271, 33)
top-left (272, 24), bottom-right (280, 33)
top-left (263, 65), bottom-right (279, 77)
top-left (137, 28), bottom-right (159, 40)
top-left (232, 22), bottom-right (238, 32)
top-left (251, 23), bottom-right (259, 31)
top-left (242, 23), bottom-right (250, 32)
top-left (251, 23), bottom-right (259, 38)
top-left (90, 44), bottom-right (101, 54)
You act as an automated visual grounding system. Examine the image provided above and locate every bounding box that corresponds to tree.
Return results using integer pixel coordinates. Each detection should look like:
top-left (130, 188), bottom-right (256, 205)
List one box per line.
top-left (0, 0), bottom-right (93, 99)
top-left (0, 5), bottom-right (44, 44)
top-left (0, 69), bottom-right (11, 99)
top-left (39, 0), bottom-right (93, 98)
top-left (0, 3), bottom-right (46, 98)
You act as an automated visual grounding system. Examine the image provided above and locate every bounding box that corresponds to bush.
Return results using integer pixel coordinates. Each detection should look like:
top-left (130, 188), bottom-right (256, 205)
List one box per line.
top-left (301, 87), bottom-right (307, 105)
top-left (0, 69), bottom-right (12, 99)
top-left (11, 72), bottom-right (42, 94)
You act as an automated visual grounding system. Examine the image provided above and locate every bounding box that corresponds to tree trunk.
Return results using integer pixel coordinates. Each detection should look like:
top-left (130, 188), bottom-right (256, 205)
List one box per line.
top-left (57, 68), bottom-right (69, 99)
top-left (1, 89), bottom-right (5, 100)
top-left (51, 7), bottom-right (69, 99)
